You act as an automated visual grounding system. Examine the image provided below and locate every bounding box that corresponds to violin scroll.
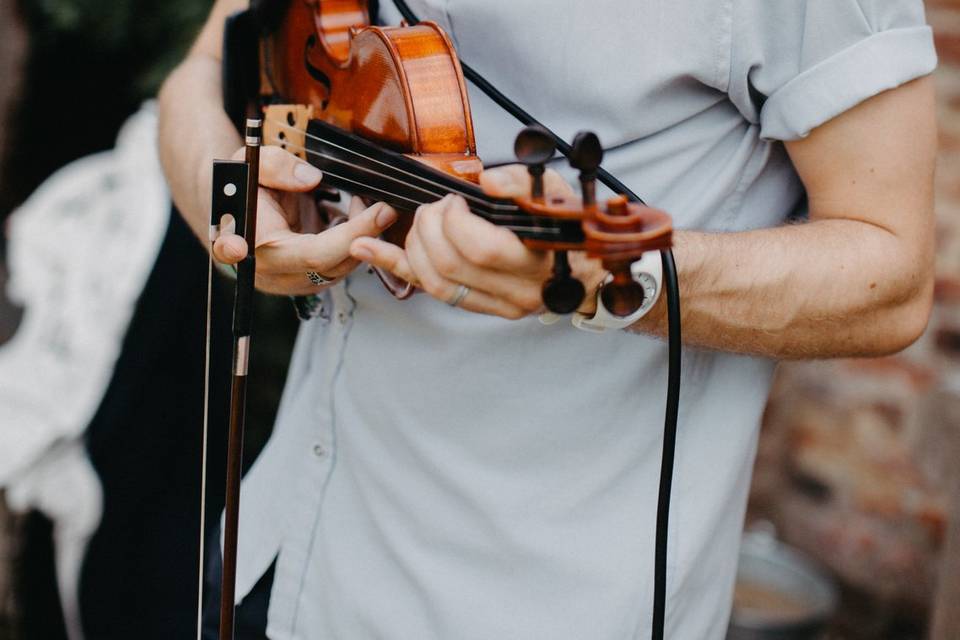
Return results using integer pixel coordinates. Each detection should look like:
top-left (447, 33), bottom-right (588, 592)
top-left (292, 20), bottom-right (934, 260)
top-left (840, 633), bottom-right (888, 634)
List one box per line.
top-left (510, 129), bottom-right (672, 317)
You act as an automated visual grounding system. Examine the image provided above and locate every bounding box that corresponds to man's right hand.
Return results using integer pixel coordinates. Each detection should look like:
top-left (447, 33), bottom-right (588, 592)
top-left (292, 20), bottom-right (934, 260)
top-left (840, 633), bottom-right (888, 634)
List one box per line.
top-left (213, 145), bottom-right (398, 296)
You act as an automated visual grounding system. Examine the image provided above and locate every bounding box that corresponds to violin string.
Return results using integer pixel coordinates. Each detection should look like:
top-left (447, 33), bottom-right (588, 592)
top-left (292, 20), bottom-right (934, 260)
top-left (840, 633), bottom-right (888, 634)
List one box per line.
top-left (304, 154), bottom-right (561, 236)
top-left (293, 145), bottom-right (561, 236)
top-left (267, 119), bottom-right (520, 214)
top-left (277, 138), bottom-right (538, 224)
top-left (271, 136), bottom-right (563, 236)
top-left (297, 148), bottom-right (559, 235)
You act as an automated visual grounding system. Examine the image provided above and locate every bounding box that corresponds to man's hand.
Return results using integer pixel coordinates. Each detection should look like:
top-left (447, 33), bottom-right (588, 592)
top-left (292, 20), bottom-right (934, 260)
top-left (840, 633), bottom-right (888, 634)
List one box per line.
top-left (349, 165), bottom-right (607, 319)
top-left (158, 0), bottom-right (395, 297)
top-left (214, 145), bottom-right (398, 296)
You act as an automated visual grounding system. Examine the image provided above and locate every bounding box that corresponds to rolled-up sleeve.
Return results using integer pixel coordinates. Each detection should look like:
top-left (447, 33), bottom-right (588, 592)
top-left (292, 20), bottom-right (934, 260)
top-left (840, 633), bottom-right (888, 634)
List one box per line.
top-left (730, 0), bottom-right (937, 141)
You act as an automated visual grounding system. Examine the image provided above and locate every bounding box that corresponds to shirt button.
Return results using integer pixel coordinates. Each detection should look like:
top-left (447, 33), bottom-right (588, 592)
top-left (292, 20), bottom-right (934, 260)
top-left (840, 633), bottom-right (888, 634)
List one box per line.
top-left (313, 443), bottom-right (327, 457)
top-left (336, 310), bottom-right (348, 325)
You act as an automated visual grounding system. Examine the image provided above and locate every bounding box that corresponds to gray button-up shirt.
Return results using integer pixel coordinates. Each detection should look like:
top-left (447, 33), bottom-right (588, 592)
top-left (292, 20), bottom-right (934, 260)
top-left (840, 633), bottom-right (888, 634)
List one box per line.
top-left (231, 2), bottom-right (936, 638)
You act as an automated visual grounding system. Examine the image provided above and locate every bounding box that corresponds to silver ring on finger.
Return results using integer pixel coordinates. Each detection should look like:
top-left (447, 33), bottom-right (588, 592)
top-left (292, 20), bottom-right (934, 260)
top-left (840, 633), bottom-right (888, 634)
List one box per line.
top-left (446, 284), bottom-right (471, 307)
top-left (306, 271), bottom-right (335, 286)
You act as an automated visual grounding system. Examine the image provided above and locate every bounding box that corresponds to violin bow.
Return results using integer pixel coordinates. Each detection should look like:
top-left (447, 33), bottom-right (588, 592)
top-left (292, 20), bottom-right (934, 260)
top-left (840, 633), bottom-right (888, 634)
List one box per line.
top-left (199, 118), bottom-right (262, 640)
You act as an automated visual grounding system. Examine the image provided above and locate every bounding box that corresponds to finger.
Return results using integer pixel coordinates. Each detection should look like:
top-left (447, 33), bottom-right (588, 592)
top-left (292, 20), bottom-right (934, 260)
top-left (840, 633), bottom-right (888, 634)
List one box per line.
top-left (413, 197), bottom-right (545, 312)
top-left (266, 188), bottom-right (301, 230)
top-left (404, 226), bottom-right (529, 319)
top-left (218, 213), bottom-right (236, 236)
top-left (213, 233), bottom-right (248, 264)
top-left (257, 202), bottom-right (396, 274)
top-left (440, 196), bottom-right (550, 277)
top-left (233, 145), bottom-right (323, 192)
top-left (243, 189), bottom-right (297, 245)
top-left (543, 168), bottom-right (575, 197)
top-left (258, 258), bottom-right (356, 295)
top-left (313, 256), bottom-right (360, 279)
top-left (347, 195), bottom-right (366, 218)
top-left (349, 237), bottom-right (418, 285)
top-left (322, 201), bottom-right (397, 246)
top-left (449, 287), bottom-right (529, 319)
top-left (254, 273), bottom-right (325, 297)
top-left (479, 165), bottom-right (574, 198)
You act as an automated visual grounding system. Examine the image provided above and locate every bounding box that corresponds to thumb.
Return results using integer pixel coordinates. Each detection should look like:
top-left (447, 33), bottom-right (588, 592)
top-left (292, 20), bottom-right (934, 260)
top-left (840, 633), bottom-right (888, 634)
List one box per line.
top-left (233, 145), bottom-right (323, 192)
top-left (213, 233), bottom-right (248, 264)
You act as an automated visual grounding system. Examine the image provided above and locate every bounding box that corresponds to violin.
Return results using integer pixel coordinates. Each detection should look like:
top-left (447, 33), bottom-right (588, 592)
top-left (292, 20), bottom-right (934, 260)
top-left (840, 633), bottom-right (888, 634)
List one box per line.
top-left (224, 0), bottom-right (673, 316)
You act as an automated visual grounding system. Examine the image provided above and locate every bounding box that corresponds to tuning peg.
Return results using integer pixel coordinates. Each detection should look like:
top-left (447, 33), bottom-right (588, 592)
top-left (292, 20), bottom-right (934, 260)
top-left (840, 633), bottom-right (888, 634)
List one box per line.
top-left (514, 125), bottom-right (556, 200)
top-left (542, 251), bottom-right (586, 314)
top-left (570, 131), bottom-right (604, 207)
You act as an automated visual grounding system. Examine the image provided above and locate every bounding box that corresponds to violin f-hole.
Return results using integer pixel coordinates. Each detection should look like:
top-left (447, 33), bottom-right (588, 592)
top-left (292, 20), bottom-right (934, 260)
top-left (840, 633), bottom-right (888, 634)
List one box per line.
top-left (303, 35), bottom-right (333, 109)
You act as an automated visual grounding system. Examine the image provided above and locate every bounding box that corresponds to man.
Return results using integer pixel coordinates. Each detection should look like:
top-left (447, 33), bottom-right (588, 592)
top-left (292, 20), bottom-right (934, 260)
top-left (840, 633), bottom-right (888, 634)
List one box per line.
top-left (159, 1), bottom-right (937, 638)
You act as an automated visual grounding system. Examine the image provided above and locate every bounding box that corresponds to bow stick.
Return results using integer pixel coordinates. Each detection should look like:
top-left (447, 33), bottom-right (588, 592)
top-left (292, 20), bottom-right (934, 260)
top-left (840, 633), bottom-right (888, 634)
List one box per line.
top-left (199, 118), bottom-right (262, 640)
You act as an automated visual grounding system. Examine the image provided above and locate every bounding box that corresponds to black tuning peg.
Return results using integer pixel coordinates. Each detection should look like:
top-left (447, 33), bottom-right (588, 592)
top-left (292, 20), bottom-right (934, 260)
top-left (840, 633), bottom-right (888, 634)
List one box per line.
top-left (514, 125), bottom-right (556, 200)
top-left (570, 131), bottom-right (604, 207)
top-left (542, 251), bottom-right (586, 315)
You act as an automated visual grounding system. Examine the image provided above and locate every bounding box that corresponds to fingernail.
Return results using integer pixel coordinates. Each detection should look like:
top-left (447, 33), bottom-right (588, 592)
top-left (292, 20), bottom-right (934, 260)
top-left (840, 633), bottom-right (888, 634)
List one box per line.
top-left (352, 245), bottom-right (373, 261)
top-left (375, 206), bottom-right (397, 229)
top-left (293, 162), bottom-right (323, 185)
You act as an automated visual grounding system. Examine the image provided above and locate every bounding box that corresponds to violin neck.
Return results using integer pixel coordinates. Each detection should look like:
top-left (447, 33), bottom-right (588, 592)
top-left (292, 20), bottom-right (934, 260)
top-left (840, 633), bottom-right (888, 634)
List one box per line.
top-left (300, 119), bottom-right (584, 244)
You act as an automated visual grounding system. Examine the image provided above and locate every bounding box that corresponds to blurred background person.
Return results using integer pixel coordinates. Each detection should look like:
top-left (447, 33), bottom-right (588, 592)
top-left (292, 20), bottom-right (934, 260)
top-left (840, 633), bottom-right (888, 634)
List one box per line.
top-left (0, 1), bottom-right (295, 639)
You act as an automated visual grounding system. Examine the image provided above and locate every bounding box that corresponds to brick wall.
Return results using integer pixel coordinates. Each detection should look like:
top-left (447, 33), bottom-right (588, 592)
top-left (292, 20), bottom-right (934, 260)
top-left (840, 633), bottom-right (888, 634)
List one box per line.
top-left (747, 2), bottom-right (960, 636)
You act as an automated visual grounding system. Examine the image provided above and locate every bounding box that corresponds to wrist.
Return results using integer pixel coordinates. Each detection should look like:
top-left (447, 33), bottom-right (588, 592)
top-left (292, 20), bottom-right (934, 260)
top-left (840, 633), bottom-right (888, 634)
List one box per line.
top-left (627, 234), bottom-right (691, 336)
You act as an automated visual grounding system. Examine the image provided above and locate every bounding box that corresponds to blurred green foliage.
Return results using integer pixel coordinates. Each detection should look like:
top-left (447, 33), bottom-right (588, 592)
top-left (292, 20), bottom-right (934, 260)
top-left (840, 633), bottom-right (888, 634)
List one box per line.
top-left (23, 0), bottom-right (211, 94)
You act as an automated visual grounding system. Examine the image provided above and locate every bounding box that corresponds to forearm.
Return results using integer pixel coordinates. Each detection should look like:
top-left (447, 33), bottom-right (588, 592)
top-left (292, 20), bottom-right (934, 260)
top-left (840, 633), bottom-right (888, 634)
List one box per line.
top-left (157, 54), bottom-right (241, 242)
top-left (635, 219), bottom-right (933, 359)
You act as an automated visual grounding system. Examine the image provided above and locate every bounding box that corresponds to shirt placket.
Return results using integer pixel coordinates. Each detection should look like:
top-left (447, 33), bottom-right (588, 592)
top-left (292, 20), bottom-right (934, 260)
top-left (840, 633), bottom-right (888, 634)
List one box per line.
top-left (269, 281), bottom-right (356, 638)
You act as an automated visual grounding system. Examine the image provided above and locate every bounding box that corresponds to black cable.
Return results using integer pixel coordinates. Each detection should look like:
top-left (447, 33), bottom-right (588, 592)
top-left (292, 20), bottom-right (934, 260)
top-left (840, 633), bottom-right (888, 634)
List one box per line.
top-left (392, 3), bottom-right (682, 638)
top-left (651, 250), bottom-right (681, 640)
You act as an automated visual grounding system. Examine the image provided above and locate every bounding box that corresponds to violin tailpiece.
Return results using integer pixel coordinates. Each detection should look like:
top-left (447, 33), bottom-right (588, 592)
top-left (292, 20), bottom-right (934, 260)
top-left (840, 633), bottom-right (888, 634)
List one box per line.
top-left (263, 104), bottom-right (315, 161)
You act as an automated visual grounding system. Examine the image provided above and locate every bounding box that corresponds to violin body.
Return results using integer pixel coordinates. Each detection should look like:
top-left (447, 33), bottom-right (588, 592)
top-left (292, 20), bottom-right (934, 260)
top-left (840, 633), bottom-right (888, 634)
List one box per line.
top-left (260, 0), bottom-right (482, 180)
top-left (227, 0), bottom-right (672, 313)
